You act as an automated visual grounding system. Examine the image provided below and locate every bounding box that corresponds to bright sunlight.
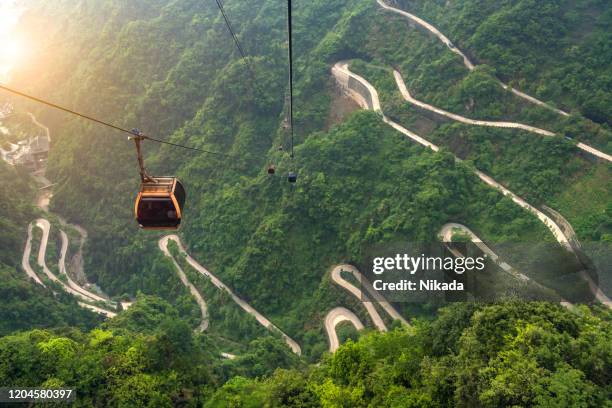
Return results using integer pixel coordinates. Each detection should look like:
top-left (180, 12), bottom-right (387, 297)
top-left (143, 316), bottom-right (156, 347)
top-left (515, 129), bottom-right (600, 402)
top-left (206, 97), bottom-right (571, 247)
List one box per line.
top-left (0, 2), bottom-right (25, 80)
top-left (0, 38), bottom-right (23, 62)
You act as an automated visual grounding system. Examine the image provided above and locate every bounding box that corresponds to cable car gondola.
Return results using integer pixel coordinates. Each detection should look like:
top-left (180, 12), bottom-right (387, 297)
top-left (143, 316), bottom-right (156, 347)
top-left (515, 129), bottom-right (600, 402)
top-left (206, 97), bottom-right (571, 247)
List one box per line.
top-left (0, 0), bottom-right (299, 229)
top-left (131, 130), bottom-right (185, 230)
top-left (135, 177), bottom-right (185, 229)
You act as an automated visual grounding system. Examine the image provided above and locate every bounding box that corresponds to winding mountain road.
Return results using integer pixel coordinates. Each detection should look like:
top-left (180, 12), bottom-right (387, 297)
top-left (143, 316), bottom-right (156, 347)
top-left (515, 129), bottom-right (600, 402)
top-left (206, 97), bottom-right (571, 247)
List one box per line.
top-left (77, 302), bottom-right (116, 318)
top-left (22, 218), bottom-right (117, 317)
top-left (27, 112), bottom-right (50, 142)
top-left (376, 0), bottom-right (570, 117)
top-left (159, 237), bottom-right (209, 332)
top-left (393, 70), bottom-right (612, 163)
top-left (333, 62), bottom-right (572, 251)
top-left (439, 223), bottom-right (578, 308)
top-left (323, 264), bottom-right (410, 351)
top-left (332, 264), bottom-right (409, 326)
top-left (580, 272), bottom-right (612, 308)
top-left (324, 307), bottom-right (365, 352)
top-left (574, 142), bottom-right (612, 163)
top-left (59, 230), bottom-right (116, 305)
top-left (159, 235), bottom-right (301, 355)
top-left (336, 62), bottom-right (612, 307)
top-left (439, 223), bottom-right (530, 282)
top-left (18, 112), bottom-right (124, 317)
top-left (394, 70), bottom-right (554, 137)
top-left (331, 266), bottom-right (387, 331)
top-left (21, 224), bottom-right (45, 286)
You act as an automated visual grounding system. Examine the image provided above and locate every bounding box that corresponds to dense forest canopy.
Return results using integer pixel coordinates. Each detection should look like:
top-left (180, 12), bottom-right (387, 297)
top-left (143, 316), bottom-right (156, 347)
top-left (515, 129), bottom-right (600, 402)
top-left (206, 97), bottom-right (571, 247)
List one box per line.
top-left (1, 301), bottom-right (609, 406)
top-left (397, 0), bottom-right (612, 126)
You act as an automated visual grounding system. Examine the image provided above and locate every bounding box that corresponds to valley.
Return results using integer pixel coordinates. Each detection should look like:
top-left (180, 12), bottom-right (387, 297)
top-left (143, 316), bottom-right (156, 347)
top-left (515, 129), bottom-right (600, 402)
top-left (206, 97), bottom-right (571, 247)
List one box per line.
top-left (0, 0), bottom-right (609, 405)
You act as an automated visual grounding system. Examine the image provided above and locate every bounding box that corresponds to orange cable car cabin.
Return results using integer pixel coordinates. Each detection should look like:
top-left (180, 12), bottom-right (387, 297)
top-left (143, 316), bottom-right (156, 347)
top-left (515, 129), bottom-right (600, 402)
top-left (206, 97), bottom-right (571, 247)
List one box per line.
top-left (134, 177), bottom-right (185, 230)
top-left (130, 129), bottom-right (186, 230)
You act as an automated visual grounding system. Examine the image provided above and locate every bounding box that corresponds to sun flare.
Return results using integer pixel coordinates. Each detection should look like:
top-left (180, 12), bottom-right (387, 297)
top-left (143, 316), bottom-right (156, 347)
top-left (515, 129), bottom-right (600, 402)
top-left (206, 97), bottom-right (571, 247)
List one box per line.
top-left (0, 4), bottom-right (25, 80)
top-left (0, 37), bottom-right (22, 63)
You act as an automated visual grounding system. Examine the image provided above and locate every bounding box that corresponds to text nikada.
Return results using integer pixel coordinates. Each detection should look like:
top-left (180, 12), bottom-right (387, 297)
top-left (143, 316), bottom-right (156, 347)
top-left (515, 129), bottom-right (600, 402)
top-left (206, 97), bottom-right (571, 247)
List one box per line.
top-left (373, 279), bottom-right (464, 291)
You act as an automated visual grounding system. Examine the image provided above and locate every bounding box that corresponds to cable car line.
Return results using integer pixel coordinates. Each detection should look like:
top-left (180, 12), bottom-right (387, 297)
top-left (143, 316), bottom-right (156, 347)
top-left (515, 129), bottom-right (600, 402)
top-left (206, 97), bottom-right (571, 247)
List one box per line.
top-left (0, 1), bottom-right (302, 230)
top-left (287, 0), bottom-right (295, 159)
top-left (284, 0), bottom-right (297, 184)
top-left (214, 0), bottom-right (297, 181)
top-left (0, 83), bottom-right (230, 157)
top-left (214, 0), bottom-right (248, 65)
top-left (213, 0), bottom-right (265, 99)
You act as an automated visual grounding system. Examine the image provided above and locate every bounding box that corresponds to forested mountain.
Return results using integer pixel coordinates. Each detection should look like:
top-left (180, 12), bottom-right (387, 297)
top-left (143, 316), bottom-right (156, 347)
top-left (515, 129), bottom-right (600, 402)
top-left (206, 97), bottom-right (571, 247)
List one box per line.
top-left (2, 301), bottom-right (610, 406)
top-left (207, 302), bottom-right (612, 407)
top-left (0, 161), bottom-right (100, 334)
top-left (0, 0), bottom-right (610, 405)
top-left (396, 0), bottom-right (612, 126)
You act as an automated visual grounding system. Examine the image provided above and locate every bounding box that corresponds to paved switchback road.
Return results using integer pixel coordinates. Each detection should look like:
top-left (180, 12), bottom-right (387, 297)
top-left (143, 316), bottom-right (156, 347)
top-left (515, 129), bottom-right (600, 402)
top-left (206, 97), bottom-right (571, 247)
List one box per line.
top-left (323, 265), bottom-right (411, 352)
top-left (331, 264), bottom-right (409, 326)
top-left (333, 61), bottom-right (573, 251)
top-left (334, 62), bottom-right (612, 308)
top-left (331, 265), bottom-right (387, 331)
top-left (393, 70), bottom-right (612, 163)
top-left (159, 235), bottom-right (301, 355)
top-left (376, 0), bottom-right (570, 117)
top-left (439, 223), bottom-right (529, 282)
top-left (324, 307), bottom-right (365, 352)
top-left (22, 219), bottom-right (117, 317)
top-left (19, 112), bottom-right (125, 317)
top-left (394, 70), bottom-right (554, 137)
top-left (439, 222), bottom-right (581, 309)
top-left (77, 302), bottom-right (116, 318)
top-left (21, 224), bottom-right (45, 286)
top-left (159, 236), bottom-right (209, 332)
top-left (27, 112), bottom-right (50, 141)
top-left (58, 230), bottom-right (116, 305)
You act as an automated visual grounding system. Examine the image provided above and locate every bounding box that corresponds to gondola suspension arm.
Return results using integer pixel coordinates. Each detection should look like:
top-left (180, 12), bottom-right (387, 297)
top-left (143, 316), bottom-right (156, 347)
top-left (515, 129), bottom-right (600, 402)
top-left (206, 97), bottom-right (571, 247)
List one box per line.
top-left (129, 129), bottom-right (153, 183)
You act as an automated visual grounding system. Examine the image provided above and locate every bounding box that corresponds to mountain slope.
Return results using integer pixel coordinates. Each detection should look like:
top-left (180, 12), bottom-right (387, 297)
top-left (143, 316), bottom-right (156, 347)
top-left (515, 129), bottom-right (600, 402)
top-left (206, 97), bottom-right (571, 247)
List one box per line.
top-left (393, 0), bottom-right (612, 127)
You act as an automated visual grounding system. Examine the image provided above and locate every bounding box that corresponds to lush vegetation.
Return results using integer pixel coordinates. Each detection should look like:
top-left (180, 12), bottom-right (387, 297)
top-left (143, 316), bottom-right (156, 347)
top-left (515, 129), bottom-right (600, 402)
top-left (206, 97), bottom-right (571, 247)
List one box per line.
top-left (333, 2), bottom-right (611, 152)
top-left (397, 0), bottom-right (612, 128)
top-left (0, 160), bottom-right (102, 334)
top-left (0, 161), bottom-right (34, 269)
top-left (0, 296), bottom-right (303, 407)
top-left (348, 48), bottom-right (611, 242)
top-left (2, 300), bottom-right (608, 406)
top-left (0, 0), bottom-right (608, 404)
top-left (206, 302), bottom-right (612, 407)
top-left (4, 0), bottom-right (599, 351)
